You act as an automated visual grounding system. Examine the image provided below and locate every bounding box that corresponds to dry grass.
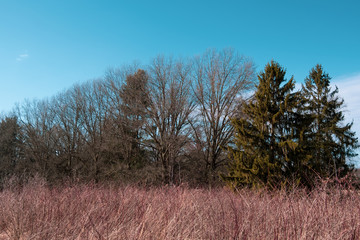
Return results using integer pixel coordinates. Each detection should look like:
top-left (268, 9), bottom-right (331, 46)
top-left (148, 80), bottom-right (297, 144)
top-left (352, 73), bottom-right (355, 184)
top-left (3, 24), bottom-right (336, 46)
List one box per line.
top-left (0, 180), bottom-right (359, 240)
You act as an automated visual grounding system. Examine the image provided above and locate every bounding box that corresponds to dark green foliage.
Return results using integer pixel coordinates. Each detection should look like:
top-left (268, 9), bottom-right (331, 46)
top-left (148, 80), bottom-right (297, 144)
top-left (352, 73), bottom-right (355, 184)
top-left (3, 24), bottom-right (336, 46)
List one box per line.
top-left (223, 61), bottom-right (300, 189)
top-left (119, 69), bottom-right (149, 169)
top-left (0, 117), bottom-right (22, 179)
top-left (301, 64), bottom-right (358, 180)
top-left (223, 63), bottom-right (358, 190)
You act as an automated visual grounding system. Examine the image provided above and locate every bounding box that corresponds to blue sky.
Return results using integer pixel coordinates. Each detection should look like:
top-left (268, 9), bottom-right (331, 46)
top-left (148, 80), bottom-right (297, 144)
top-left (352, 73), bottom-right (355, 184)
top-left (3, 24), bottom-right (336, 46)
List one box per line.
top-left (1, 0), bottom-right (360, 162)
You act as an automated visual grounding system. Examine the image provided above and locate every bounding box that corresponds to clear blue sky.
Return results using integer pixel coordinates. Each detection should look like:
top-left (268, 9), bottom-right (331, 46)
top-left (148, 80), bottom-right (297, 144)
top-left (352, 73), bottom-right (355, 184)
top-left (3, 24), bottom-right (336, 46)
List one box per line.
top-left (1, 1), bottom-right (360, 156)
top-left (1, 0), bottom-right (359, 110)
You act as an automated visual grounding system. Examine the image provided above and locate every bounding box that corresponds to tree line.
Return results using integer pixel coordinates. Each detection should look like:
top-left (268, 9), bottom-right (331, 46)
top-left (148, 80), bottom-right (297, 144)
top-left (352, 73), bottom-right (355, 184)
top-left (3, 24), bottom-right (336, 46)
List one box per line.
top-left (0, 49), bottom-right (358, 189)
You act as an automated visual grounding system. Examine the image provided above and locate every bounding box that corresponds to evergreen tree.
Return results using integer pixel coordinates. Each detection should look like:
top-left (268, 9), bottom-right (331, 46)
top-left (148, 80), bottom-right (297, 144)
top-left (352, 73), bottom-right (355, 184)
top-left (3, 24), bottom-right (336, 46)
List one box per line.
top-left (223, 61), bottom-right (301, 189)
top-left (301, 64), bottom-right (358, 180)
top-left (0, 116), bottom-right (22, 179)
top-left (119, 69), bottom-right (149, 169)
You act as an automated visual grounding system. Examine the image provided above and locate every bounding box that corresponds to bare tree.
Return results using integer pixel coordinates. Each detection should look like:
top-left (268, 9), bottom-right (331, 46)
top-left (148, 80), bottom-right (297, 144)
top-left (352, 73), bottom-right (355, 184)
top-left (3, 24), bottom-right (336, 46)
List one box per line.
top-left (144, 56), bottom-right (195, 184)
top-left (52, 87), bottom-right (86, 179)
top-left (14, 99), bottom-right (59, 179)
top-left (102, 67), bottom-right (131, 173)
top-left (75, 80), bottom-right (110, 181)
top-left (191, 48), bottom-right (256, 183)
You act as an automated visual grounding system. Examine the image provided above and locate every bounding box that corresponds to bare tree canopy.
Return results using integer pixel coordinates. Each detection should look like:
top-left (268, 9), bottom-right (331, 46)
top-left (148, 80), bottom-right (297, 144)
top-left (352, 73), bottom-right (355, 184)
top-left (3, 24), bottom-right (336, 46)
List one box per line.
top-left (143, 56), bottom-right (195, 184)
top-left (191, 48), bottom-right (256, 183)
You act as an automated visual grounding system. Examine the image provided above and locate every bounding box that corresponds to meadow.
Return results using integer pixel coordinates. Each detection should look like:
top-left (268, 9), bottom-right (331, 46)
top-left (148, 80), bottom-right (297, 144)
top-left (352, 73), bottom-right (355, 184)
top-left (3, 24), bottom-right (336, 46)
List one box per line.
top-left (0, 179), bottom-right (359, 240)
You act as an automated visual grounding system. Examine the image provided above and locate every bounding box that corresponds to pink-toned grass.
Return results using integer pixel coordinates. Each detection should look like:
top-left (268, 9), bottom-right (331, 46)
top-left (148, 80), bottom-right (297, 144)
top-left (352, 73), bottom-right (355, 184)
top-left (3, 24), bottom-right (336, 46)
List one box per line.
top-left (0, 181), bottom-right (360, 239)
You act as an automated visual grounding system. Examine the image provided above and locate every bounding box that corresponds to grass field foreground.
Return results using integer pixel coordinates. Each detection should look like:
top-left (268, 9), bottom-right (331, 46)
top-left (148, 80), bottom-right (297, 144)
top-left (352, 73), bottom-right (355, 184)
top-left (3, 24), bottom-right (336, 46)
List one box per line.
top-left (0, 179), bottom-right (360, 239)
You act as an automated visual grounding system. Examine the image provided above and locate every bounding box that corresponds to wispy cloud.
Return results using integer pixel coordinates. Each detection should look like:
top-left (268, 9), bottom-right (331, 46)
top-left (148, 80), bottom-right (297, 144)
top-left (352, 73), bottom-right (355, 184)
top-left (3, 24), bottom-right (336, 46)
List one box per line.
top-left (333, 73), bottom-right (360, 165)
top-left (333, 73), bottom-right (360, 122)
top-left (16, 53), bottom-right (29, 61)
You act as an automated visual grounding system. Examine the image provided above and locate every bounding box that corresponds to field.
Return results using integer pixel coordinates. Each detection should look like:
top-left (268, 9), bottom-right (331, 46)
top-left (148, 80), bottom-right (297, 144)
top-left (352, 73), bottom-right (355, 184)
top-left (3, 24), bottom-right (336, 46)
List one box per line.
top-left (0, 179), bottom-right (359, 240)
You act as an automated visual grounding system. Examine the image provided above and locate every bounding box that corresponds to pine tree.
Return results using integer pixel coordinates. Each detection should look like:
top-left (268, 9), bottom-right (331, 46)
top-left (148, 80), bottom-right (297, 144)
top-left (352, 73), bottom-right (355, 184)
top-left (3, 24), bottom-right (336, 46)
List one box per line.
top-left (223, 61), bottom-right (300, 189)
top-left (301, 64), bottom-right (358, 181)
top-left (0, 116), bottom-right (22, 179)
top-left (119, 69), bottom-right (149, 169)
